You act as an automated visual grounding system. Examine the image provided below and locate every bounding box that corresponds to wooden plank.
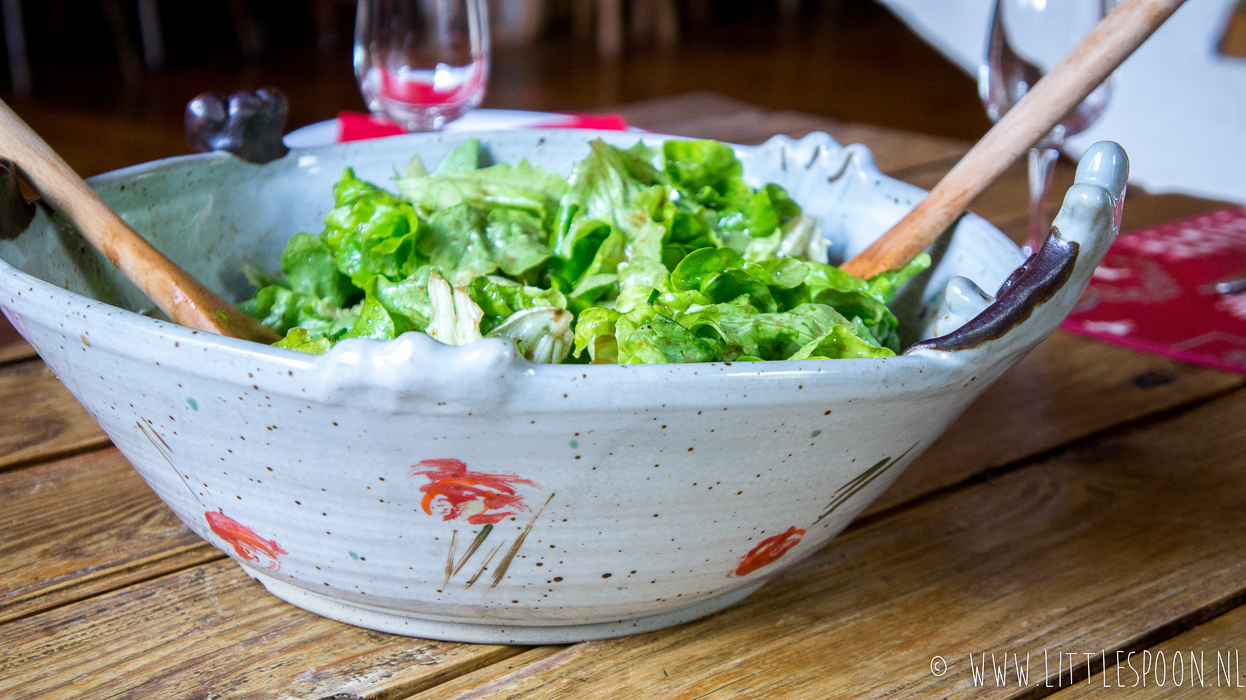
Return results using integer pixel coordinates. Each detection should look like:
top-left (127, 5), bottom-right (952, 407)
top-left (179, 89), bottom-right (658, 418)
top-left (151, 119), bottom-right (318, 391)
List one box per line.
top-left (0, 449), bottom-right (218, 624)
top-left (0, 360), bottom-right (109, 474)
top-left (2, 330), bottom-right (1236, 658)
top-left (1052, 604), bottom-right (1246, 697)
top-left (1, 96), bottom-right (1237, 695)
top-left (612, 91), bottom-right (763, 132)
top-left (15, 103), bottom-right (186, 178)
top-left (401, 387), bottom-right (1246, 699)
top-left (1119, 191), bottom-right (1234, 233)
top-left (660, 111), bottom-right (971, 175)
top-left (618, 97), bottom-right (972, 174)
top-left (0, 167), bottom-right (1235, 633)
top-left (990, 187), bottom-right (1233, 248)
top-left (894, 153), bottom-right (1076, 228)
top-left (0, 316), bottom-right (35, 366)
top-left (0, 559), bottom-right (524, 700)
top-left (865, 175), bottom-right (1246, 517)
top-left (818, 117), bottom-right (971, 173)
top-left (900, 160), bottom-right (1235, 259)
top-left (413, 647), bottom-right (572, 700)
top-left (0, 339), bottom-right (35, 367)
top-left (867, 330), bottom-right (1244, 517)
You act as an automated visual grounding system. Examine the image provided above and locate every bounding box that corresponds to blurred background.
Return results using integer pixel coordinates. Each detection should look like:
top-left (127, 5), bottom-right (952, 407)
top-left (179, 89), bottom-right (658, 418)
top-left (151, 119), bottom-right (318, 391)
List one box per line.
top-left (0, 0), bottom-right (1240, 191)
top-left (0, 0), bottom-right (997, 176)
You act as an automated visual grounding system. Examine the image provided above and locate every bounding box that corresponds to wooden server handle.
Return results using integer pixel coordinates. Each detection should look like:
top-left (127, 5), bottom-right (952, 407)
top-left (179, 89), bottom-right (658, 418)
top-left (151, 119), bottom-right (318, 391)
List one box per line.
top-left (840, 0), bottom-right (1187, 279)
top-left (0, 98), bottom-right (279, 343)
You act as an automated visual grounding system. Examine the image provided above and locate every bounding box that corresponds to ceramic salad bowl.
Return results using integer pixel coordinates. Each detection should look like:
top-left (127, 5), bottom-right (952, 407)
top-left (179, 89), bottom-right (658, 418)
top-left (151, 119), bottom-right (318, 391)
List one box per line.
top-left (0, 130), bottom-right (1127, 643)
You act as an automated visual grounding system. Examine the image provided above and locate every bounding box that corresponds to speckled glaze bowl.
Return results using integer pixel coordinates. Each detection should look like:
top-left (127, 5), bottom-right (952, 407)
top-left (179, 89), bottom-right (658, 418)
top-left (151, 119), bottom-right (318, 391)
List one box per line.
top-left (0, 131), bottom-right (1128, 643)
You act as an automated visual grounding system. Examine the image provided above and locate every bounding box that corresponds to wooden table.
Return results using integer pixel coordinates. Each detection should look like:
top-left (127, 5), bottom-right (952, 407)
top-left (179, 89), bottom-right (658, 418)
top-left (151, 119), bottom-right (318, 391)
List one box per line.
top-left (2, 93), bottom-right (1243, 698)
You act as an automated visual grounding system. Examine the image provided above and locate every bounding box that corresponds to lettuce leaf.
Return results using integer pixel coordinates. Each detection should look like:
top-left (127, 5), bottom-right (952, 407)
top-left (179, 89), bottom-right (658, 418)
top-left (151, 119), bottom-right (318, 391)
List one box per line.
top-left (274, 328), bottom-right (334, 354)
top-left (243, 137), bottom-right (927, 365)
top-left (280, 232), bottom-right (359, 308)
top-left (469, 275), bottom-right (566, 335)
top-left (397, 139), bottom-right (568, 226)
top-left (322, 168), bottom-right (426, 285)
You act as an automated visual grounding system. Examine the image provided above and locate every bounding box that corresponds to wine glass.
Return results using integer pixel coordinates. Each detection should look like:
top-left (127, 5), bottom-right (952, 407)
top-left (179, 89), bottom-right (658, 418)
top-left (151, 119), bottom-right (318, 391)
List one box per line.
top-left (979, 0), bottom-right (1113, 254)
top-left (354, 0), bottom-right (490, 132)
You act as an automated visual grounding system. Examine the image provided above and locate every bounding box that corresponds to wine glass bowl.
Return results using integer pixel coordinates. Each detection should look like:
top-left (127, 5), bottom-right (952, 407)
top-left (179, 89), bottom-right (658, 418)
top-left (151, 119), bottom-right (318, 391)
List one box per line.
top-left (979, 0), bottom-right (1112, 252)
top-left (354, 0), bottom-right (490, 132)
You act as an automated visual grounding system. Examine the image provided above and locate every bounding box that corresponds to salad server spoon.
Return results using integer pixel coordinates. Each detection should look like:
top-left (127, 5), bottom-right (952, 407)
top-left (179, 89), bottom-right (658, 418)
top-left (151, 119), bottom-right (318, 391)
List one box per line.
top-left (840, 0), bottom-right (1187, 279)
top-left (0, 98), bottom-right (279, 343)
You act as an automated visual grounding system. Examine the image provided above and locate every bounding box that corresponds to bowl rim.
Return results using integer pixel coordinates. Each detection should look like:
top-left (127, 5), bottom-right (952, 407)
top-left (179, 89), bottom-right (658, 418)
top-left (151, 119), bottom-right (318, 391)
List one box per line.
top-left (0, 128), bottom-right (1023, 391)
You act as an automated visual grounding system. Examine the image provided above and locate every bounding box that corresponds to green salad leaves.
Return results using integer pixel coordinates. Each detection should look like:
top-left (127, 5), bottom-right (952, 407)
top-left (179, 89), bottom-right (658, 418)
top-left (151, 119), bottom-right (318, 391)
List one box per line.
top-left (241, 138), bottom-right (929, 364)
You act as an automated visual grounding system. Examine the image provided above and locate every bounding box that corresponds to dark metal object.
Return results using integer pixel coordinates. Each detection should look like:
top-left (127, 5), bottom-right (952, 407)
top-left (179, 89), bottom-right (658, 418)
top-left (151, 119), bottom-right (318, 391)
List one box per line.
top-left (1133, 371), bottom-right (1177, 389)
top-left (1213, 274), bottom-right (1246, 296)
top-left (904, 228), bottom-right (1080, 354)
top-left (0, 157), bottom-right (36, 241)
top-left (185, 88), bottom-right (290, 165)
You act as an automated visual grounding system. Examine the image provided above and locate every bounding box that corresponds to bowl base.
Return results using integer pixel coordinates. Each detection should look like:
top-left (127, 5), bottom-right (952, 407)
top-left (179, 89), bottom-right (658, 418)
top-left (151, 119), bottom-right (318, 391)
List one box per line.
top-left (248, 571), bottom-right (767, 644)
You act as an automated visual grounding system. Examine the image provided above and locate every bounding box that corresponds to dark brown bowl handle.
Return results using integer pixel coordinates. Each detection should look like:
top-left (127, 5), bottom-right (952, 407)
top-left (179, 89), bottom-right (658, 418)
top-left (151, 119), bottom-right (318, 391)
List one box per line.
top-left (904, 233), bottom-right (1080, 354)
top-left (904, 141), bottom-right (1130, 357)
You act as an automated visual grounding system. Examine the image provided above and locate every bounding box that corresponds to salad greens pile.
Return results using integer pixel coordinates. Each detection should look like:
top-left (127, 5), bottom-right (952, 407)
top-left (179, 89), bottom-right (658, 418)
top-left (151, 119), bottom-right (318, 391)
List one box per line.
top-left (240, 137), bottom-right (929, 364)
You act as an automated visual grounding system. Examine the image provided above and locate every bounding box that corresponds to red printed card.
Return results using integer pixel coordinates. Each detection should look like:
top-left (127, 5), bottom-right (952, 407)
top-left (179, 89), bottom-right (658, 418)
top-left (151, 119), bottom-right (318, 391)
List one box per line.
top-left (1061, 207), bottom-right (1246, 375)
top-left (336, 111), bottom-right (629, 142)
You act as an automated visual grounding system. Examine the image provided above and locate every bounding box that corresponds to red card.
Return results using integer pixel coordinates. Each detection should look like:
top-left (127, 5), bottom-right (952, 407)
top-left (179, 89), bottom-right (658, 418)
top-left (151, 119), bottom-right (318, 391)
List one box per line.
top-left (531, 113), bottom-right (629, 131)
top-left (336, 111), bottom-right (629, 143)
top-left (1061, 206), bottom-right (1246, 374)
top-left (338, 111), bottom-right (407, 141)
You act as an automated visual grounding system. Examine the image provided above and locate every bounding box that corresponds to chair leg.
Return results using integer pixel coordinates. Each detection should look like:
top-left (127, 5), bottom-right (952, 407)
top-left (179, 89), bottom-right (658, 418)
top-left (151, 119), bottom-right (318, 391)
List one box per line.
top-left (312, 0), bottom-right (337, 52)
top-left (225, 0), bottom-right (263, 60)
top-left (571, 0), bottom-right (593, 41)
top-left (598, 0), bottom-right (622, 58)
top-left (630, 0), bottom-right (653, 44)
top-left (517, 0), bottom-right (543, 44)
top-left (137, 0), bottom-right (164, 70)
top-left (99, 0), bottom-right (143, 84)
top-left (654, 0), bottom-right (677, 49)
top-left (0, 0), bottom-right (31, 96)
top-left (685, 0), bottom-right (711, 27)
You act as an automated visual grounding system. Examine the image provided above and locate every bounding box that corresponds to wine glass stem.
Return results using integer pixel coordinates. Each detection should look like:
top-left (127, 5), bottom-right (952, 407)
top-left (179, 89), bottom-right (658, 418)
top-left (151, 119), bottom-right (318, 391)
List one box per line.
top-left (1026, 145), bottom-right (1061, 255)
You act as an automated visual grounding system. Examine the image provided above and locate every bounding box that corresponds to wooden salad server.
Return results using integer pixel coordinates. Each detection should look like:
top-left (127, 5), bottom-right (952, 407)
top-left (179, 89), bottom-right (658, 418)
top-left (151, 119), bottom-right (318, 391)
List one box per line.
top-left (0, 98), bottom-right (279, 343)
top-left (840, 0), bottom-right (1188, 279)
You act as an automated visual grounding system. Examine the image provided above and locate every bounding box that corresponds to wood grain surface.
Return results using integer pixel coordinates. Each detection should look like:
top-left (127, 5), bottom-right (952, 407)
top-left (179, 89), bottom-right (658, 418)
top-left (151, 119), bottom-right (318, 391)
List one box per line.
top-left (1, 94), bottom-right (1243, 699)
top-left (617, 97), bottom-right (973, 174)
top-left (0, 338), bottom-right (34, 367)
top-left (0, 360), bottom-right (109, 473)
top-left (1052, 603), bottom-right (1246, 696)
top-left (0, 318), bottom-right (34, 366)
top-left (1, 327), bottom-right (1236, 696)
top-left (0, 449), bottom-right (216, 624)
top-left (403, 387), bottom-right (1246, 699)
top-left (0, 560), bottom-right (524, 700)
top-left (868, 330), bottom-right (1244, 518)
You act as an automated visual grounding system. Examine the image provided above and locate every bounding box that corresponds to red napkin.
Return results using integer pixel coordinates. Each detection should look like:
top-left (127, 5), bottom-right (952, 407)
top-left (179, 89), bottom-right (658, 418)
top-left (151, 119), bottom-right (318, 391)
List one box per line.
top-left (1061, 206), bottom-right (1246, 374)
top-left (336, 111), bottom-right (629, 143)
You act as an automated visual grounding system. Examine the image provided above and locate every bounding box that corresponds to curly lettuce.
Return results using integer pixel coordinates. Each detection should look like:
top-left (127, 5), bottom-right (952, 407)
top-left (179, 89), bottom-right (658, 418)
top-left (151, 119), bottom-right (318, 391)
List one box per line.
top-left (241, 137), bottom-right (930, 364)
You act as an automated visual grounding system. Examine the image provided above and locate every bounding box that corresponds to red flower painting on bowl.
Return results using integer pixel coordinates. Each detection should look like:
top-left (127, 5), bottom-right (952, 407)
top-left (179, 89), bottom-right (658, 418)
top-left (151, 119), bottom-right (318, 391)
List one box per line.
top-left (730, 526), bottom-right (805, 578)
top-left (205, 510), bottom-right (288, 571)
top-left (412, 458), bottom-right (540, 525)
